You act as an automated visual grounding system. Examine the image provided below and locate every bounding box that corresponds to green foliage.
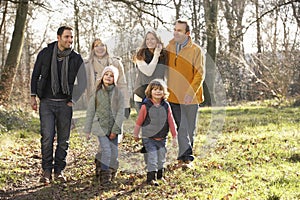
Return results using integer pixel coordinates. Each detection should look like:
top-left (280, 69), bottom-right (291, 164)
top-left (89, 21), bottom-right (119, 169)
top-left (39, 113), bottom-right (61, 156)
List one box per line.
top-left (0, 107), bottom-right (39, 134)
top-left (0, 103), bottom-right (299, 199)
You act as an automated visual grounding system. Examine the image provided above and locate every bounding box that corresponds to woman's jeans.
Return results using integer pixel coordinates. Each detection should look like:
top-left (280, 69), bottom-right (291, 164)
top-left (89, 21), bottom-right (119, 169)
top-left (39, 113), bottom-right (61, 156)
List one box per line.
top-left (39, 99), bottom-right (72, 173)
top-left (142, 138), bottom-right (167, 172)
top-left (97, 135), bottom-right (119, 171)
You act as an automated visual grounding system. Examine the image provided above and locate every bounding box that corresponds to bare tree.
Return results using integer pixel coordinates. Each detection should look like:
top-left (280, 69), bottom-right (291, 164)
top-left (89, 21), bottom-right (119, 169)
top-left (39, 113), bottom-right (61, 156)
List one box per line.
top-left (291, 1), bottom-right (300, 28)
top-left (0, 0), bottom-right (28, 103)
top-left (73, 0), bottom-right (81, 53)
top-left (221, 0), bottom-right (246, 55)
top-left (172, 0), bottom-right (182, 19)
top-left (0, 1), bottom-right (8, 35)
top-left (255, 0), bottom-right (262, 53)
top-left (203, 0), bottom-right (219, 105)
top-left (0, 1), bottom-right (9, 69)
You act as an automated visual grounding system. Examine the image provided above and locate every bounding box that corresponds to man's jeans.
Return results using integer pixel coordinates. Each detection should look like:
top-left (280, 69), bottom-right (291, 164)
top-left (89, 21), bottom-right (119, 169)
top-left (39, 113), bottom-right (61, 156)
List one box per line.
top-left (170, 103), bottom-right (198, 162)
top-left (97, 135), bottom-right (119, 171)
top-left (142, 138), bottom-right (167, 172)
top-left (39, 99), bottom-right (72, 173)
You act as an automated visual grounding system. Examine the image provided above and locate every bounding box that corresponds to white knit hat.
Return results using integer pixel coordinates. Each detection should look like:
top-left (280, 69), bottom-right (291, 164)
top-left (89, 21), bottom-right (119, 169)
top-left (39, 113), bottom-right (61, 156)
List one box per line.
top-left (100, 65), bottom-right (119, 85)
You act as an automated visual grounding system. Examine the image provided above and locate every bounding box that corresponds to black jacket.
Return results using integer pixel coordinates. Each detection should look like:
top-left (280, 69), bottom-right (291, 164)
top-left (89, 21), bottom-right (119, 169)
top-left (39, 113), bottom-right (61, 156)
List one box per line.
top-left (30, 42), bottom-right (86, 102)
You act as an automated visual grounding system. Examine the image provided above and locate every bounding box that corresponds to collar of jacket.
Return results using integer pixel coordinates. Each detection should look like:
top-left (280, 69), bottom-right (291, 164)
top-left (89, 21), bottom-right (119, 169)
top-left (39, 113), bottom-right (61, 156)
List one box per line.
top-left (168, 36), bottom-right (193, 53)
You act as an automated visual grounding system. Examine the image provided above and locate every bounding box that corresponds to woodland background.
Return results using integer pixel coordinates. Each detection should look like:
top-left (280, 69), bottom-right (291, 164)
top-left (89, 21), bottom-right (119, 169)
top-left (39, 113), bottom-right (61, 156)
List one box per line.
top-left (0, 0), bottom-right (299, 109)
top-left (0, 1), bottom-right (299, 199)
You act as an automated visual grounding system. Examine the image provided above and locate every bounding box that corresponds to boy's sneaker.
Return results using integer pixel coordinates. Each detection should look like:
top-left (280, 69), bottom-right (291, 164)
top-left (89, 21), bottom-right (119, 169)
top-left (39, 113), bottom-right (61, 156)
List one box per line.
top-left (54, 172), bottom-right (67, 183)
top-left (148, 180), bottom-right (159, 186)
top-left (182, 160), bottom-right (194, 170)
top-left (40, 171), bottom-right (52, 185)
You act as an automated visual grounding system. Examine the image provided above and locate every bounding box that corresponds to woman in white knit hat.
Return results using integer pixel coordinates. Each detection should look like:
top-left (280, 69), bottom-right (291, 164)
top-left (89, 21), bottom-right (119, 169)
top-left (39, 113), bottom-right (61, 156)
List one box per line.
top-left (84, 65), bottom-right (125, 186)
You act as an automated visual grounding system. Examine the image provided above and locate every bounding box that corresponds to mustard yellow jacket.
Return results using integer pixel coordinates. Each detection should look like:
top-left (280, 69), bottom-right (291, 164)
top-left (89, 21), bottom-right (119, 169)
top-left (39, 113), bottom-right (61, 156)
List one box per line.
top-left (166, 37), bottom-right (205, 104)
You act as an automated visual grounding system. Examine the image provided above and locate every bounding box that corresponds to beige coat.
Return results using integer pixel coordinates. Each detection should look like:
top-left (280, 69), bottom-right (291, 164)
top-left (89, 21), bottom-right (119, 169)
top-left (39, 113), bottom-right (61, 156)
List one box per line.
top-left (85, 54), bottom-right (130, 108)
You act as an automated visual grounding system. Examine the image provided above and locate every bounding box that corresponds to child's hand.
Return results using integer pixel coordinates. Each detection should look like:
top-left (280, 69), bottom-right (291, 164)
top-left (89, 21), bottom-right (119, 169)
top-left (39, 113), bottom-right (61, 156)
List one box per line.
top-left (172, 138), bottom-right (177, 147)
top-left (134, 135), bottom-right (140, 142)
top-left (109, 133), bottom-right (117, 140)
top-left (86, 133), bottom-right (91, 140)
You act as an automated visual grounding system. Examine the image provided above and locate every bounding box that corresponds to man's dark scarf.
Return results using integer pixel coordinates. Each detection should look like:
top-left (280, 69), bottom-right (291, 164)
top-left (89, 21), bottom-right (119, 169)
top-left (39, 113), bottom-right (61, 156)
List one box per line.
top-left (51, 42), bottom-right (72, 96)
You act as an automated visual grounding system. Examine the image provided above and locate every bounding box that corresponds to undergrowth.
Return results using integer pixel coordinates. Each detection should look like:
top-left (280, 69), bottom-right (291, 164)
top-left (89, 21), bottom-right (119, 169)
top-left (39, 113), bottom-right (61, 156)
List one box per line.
top-left (0, 100), bottom-right (299, 199)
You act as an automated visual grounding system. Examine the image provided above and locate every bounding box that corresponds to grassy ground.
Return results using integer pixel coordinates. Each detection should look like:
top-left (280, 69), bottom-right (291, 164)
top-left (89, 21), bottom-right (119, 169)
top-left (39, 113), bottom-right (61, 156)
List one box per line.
top-left (0, 101), bottom-right (299, 200)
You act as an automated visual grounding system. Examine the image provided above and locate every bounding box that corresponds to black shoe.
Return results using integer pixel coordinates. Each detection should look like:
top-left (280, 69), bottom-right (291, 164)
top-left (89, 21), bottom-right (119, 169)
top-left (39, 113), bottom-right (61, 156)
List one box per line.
top-left (146, 171), bottom-right (159, 186)
top-left (140, 146), bottom-right (147, 153)
top-left (40, 170), bottom-right (52, 185)
top-left (100, 170), bottom-right (112, 186)
top-left (110, 168), bottom-right (117, 182)
top-left (95, 159), bottom-right (101, 178)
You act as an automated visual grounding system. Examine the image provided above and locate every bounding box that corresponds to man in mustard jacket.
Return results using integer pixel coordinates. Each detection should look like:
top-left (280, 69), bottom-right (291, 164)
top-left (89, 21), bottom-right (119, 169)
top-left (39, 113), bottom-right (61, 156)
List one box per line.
top-left (166, 19), bottom-right (205, 168)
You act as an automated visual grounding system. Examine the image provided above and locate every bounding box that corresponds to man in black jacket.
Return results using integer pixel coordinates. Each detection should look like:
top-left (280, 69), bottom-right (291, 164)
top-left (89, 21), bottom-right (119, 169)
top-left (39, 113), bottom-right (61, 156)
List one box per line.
top-left (30, 26), bottom-right (86, 184)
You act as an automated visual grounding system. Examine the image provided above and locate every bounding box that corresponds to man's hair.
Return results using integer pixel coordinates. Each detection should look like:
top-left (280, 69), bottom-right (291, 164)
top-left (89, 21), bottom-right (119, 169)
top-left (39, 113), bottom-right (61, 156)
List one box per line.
top-left (57, 26), bottom-right (73, 36)
top-left (176, 19), bottom-right (191, 33)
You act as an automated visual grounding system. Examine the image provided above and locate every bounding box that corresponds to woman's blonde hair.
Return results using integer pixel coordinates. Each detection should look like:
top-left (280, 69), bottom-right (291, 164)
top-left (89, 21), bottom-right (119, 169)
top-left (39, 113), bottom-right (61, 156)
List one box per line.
top-left (88, 38), bottom-right (108, 60)
top-left (145, 79), bottom-right (169, 100)
top-left (135, 31), bottom-right (164, 61)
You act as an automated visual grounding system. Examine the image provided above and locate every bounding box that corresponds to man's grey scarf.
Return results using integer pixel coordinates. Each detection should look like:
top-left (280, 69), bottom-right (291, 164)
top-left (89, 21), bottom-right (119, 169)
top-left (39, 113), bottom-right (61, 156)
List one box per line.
top-left (51, 42), bottom-right (72, 96)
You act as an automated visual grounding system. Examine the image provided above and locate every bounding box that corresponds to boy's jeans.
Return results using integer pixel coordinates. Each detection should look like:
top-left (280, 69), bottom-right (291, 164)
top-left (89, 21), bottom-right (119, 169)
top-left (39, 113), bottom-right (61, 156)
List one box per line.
top-left (142, 138), bottom-right (167, 172)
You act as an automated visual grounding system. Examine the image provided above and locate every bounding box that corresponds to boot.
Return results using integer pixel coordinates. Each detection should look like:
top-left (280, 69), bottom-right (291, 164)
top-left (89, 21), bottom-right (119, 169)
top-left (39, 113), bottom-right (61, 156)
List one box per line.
top-left (157, 169), bottom-right (166, 183)
top-left (95, 159), bottom-right (101, 179)
top-left (110, 167), bottom-right (117, 182)
top-left (146, 171), bottom-right (159, 186)
top-left (157, 169), bottom-right (164, 179)
top-left (100, 170), bottom-right (112, 186)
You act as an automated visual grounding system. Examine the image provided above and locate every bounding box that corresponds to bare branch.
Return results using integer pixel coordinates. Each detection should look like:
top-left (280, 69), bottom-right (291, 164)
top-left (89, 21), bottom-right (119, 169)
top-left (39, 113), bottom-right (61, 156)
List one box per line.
top-left (291, 1), bottom-right (300, 28)
top-left (241, 0), bottom-right (299, 37)
top-left (110, 0), bottom-right (168, 24)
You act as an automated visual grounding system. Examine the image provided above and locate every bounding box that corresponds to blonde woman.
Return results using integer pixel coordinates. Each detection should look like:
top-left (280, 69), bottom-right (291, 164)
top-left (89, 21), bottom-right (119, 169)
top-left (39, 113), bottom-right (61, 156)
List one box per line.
top-left (133, 31), bottom-right (168, 112)
top-left (85, 38), bottom-right (130, 118)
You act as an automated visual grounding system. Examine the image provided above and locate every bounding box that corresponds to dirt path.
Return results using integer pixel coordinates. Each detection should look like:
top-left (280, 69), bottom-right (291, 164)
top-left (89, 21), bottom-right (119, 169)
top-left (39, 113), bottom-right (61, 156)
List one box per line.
top-left (0, 113), bottom-right (178, 199)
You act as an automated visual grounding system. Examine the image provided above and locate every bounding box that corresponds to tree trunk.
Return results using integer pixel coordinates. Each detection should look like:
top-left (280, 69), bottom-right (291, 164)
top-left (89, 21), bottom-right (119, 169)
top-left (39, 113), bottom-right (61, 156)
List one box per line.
top-left (222, 0), bottom-right (246, 55)
top-left (191, 0), bottom-right (201, 44)
top-left (0, 1), bottom-right (8, 35)
top-left (173, 0), bottom-right (182, 19)
top-left (0, 1), bottom-right (8, 68)
top-left (255, 0), bottom-right (262, 53)
top-left (0, 0), bottom-right (28, 103)
top-left (203, 0), bottom-right (218, 106)
top-left (74, 0), bottom-right (80, 53)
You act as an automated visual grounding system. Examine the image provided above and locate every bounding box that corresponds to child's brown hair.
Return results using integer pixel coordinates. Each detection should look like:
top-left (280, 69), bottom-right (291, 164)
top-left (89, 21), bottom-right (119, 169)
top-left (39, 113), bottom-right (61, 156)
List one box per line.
top-left (144, 79), bottom-right (169, 100)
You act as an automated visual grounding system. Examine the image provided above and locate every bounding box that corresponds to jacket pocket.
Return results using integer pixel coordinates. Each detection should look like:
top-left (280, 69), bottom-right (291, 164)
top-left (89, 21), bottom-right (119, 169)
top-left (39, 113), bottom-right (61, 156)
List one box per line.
top-left (37, 75), bottom-right (47, 98)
